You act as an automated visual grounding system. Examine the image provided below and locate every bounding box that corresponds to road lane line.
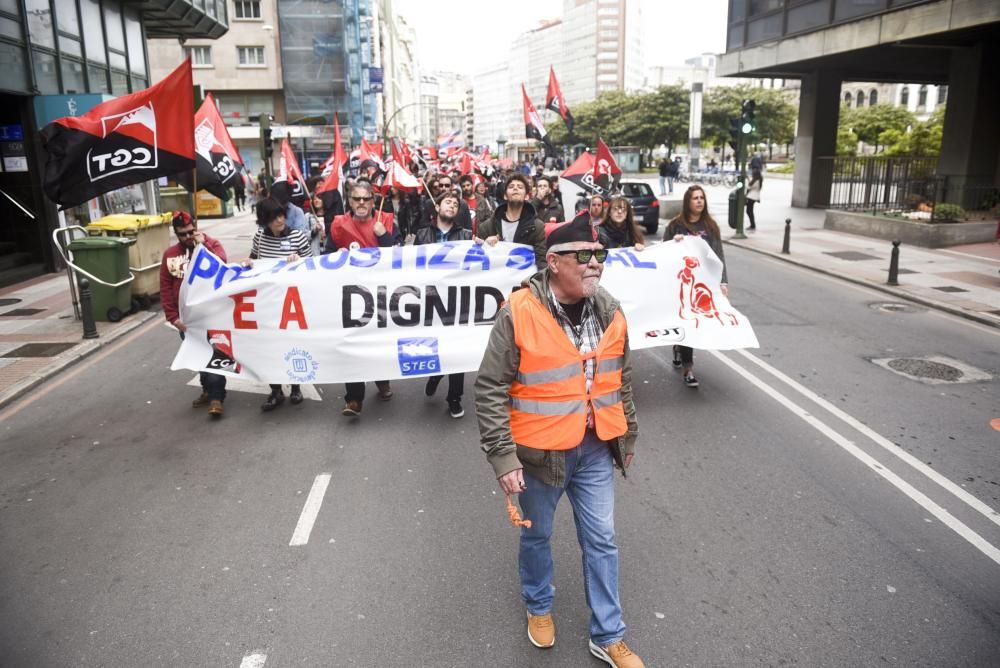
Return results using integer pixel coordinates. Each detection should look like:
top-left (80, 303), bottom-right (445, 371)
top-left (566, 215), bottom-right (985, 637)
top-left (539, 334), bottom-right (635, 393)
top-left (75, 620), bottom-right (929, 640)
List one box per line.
top-left (708, 350), bottom-right (1000, 567)
top-left (730, 348), bottom-right (1000, 528)
top-left (239, 652), bottom-right (267, 668)
top-left (289, 474), bottom-right (332, 547)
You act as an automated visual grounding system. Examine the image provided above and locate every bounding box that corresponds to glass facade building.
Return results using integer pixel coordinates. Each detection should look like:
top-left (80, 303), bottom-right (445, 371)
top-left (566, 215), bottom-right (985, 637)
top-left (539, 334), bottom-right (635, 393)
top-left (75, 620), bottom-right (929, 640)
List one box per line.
top-left (0, 0), bottom-right (227, 285)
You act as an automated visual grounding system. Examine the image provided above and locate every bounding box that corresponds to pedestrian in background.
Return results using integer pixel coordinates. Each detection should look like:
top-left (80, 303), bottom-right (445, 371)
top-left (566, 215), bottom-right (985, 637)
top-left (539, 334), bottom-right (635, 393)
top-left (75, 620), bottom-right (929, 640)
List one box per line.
top-left (242, 198), bottom-right (312, 411)
top-left (475, 215), bottom-right (643, 668)
top-left (160, 211), bottom-right (228, 417)
top-left (746, 167), bottom-right (762, 231)
top-left (657, 157), bottom-right (669, 195)
top-left (663, 185), bottom-right (729, 389)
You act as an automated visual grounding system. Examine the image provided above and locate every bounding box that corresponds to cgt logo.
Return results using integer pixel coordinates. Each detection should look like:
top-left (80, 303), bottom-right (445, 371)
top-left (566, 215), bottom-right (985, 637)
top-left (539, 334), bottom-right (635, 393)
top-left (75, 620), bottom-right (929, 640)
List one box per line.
top-left (87, 103), bottom-right (158, 182)
top-left (645, 326), bottom-right (685, 342)
top-left (397, 337), bottom-right (441, 376)
top-left (206, 329), bottom-right (241, 373)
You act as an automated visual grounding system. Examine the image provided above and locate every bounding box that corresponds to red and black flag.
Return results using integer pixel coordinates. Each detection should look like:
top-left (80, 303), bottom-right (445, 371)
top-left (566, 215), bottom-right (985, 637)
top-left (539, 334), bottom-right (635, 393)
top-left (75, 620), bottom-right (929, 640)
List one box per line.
top-left (270, 138), bottom-right (309, 207)
top-left (522, 84), bottom-right (555, 155)
top-left (545, 66), bottom-right (574, 133)
top-left (40, 59), bottom-right (195, 208)
top-left (176, 92), bottom-right (244, 200)
top-left (593, 138), bottom-right (622, 193)
top-left (316, 114), bottom-right (347, 196)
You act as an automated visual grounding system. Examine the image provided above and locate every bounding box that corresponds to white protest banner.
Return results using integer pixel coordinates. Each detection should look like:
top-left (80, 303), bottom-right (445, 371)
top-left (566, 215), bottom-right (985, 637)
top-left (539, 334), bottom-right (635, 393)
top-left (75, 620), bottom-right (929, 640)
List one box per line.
top-left (171, 242), bottom-right (536, 384)
top-left (170, 239), bottom-right (757, 384)
top-left (600, 236), bottom-right (759, 351)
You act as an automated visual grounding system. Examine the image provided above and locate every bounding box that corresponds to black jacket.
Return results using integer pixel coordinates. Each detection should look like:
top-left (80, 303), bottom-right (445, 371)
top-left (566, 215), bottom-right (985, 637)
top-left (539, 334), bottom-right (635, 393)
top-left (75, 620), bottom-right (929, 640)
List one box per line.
top-left (531, 196), bottom-right (565, 224)
top-left (476, 201), bottom-right (546, 269)
top-left (413, 223), bottom-right (474, 245)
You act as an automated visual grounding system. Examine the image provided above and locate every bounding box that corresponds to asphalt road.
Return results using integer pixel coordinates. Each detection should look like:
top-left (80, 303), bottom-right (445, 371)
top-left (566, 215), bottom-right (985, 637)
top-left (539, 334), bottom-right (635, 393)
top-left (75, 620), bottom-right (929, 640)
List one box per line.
top-left (1, 241), bottom-right (999, 667)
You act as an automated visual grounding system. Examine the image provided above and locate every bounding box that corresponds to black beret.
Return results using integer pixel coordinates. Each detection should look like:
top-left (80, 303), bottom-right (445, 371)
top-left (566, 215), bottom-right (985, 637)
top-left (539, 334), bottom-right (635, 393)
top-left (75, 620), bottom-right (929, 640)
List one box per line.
top-left (546, 211), bottom-right (599, 249)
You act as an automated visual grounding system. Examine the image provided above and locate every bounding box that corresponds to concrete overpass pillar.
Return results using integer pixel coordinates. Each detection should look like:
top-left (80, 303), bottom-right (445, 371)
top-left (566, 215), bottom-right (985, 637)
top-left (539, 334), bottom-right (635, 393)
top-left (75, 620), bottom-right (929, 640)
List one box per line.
top-left (792, 70), bottom-right (841, 208)
top-left (937, 42), bottom-right (999, 190)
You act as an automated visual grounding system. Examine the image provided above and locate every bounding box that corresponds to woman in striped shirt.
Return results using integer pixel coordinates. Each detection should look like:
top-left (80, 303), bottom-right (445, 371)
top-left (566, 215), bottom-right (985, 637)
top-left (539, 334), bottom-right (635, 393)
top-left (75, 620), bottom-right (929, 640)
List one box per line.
top-left (242, 197), bottom-right (313, 411)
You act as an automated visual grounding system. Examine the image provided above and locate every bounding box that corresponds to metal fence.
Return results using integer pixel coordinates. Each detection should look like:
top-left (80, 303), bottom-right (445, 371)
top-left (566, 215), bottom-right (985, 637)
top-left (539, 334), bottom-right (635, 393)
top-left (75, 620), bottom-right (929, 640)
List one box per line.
top-left (820, 156), bottom-right (1000, 221)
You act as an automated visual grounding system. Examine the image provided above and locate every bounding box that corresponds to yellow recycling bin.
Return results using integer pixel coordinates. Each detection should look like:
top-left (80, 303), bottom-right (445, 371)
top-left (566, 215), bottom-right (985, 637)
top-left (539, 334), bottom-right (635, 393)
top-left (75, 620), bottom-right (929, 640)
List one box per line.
top-left (86, 213), bottom-right (172, 305)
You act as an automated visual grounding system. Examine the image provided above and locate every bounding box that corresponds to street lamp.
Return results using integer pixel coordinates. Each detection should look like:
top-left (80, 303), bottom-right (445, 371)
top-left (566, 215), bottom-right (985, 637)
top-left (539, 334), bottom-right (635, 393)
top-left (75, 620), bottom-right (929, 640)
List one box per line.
top-left (497, 134), bottom-right (508, 158)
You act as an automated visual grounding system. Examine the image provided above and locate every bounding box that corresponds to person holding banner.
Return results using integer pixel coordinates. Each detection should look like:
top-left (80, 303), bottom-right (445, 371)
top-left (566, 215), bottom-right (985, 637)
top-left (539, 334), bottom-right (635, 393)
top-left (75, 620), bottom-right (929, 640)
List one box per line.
top-left (330, 181), bottom-right (399, 415)
top-left (408, 191), bottom-right (474, 418)
top-left (476, 173), bottom-right (547, 269)
top-left (663, 185), bottom-right (729, 388)
top-left (160, 212), bottom-right (229, 417)
top-left (602, 197), bottom-right (645, 250)
top-left (531, 175), bottom-right (565, 225)
top-left (243, 198), bottom-right (313, 410)
top-left (475, 216), bottom-right (643, 668)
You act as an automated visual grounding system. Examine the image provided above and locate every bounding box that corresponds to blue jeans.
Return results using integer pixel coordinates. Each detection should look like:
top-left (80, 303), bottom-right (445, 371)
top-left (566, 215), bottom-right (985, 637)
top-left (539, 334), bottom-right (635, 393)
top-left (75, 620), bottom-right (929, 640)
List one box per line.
top-left (517, 431), bottom-right (625, 646)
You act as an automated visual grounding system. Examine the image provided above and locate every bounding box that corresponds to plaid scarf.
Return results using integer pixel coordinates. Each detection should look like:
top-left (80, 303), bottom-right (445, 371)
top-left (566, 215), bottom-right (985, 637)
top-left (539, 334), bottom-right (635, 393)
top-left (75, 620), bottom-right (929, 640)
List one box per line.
top-left (547, 288), bottom-right (603, 427)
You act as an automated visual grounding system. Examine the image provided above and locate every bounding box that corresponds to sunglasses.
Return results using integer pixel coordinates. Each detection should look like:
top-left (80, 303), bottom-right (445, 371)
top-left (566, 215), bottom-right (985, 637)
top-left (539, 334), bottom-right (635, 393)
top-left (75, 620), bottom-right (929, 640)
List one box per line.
top-left (554, 249), bottom-right (608, 264)
top-left (351, 196), bottom-right (373, 202)
top-left (176, 230), bottom-right (196, 238)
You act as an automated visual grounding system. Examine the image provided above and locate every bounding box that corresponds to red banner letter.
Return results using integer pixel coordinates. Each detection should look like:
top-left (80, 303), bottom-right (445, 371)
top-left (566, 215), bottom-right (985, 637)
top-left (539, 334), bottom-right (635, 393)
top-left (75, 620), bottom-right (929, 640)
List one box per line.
top-left (231, 290), bottom-right (258, 329)
top-left (279, 286), bottom-right (308, 330)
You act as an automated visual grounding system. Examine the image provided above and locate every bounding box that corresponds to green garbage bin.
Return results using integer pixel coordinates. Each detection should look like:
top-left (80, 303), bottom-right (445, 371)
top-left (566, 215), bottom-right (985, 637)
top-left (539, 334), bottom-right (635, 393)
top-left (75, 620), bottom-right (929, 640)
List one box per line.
top-left (67, 236), bottom-right (135, 322)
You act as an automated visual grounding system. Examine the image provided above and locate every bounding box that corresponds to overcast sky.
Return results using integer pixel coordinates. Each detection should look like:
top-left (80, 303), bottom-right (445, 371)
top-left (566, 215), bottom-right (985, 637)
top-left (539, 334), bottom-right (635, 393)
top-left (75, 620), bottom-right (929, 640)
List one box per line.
top-left (392, 0), bottom-right (728, 77)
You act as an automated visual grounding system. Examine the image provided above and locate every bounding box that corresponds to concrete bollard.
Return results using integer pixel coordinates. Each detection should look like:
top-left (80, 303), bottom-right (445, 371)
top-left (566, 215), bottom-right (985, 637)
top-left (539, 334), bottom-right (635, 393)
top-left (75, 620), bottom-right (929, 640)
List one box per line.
top-left (781, 218), bottom-right (791, 254)
top-left (78, 278), bottom-right (99, 339)
top-left (887, 240), bottom-right (901, 286)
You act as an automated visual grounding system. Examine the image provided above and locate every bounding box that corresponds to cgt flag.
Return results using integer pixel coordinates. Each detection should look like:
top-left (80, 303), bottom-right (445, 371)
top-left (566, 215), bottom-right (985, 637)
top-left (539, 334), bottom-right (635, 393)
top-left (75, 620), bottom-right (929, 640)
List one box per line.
top-left (521, 84), bottom-right (554, 155)
top-left (271, 138), bottom-right (309, 207)
top-left (176, 92), bottom-right (244, 201)
top-left (316, 114), bottom-right (347, 195)
top-left (545, 66), bottom-right (574, 133)
top-left (40, 59), bottom-right (195, 208)
top-left (593, 138), bottom-right (622, 193)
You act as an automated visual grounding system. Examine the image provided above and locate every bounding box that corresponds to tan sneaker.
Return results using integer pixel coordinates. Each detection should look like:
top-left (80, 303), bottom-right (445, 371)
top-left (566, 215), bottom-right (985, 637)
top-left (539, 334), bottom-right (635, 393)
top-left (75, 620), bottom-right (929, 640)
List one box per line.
top-left (191, 391), bottom-right (210, 408)
top-left (526, 611), bottom-right (555, 648)
top-left (342, 400), bottom-right (362, 417)
top-left (376, 381), bottom-right (393, 401)
top-left (589, 639), bottom-right (644, 668)
top-left (208, 400), bottom-right (224, 417)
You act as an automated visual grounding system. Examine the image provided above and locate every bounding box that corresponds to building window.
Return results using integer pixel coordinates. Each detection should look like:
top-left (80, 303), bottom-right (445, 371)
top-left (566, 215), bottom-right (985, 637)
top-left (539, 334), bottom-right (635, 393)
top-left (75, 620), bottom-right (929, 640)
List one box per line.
top-left (234, 0), bottom-right (261, 19)
top-left (918, 85), bottom-right (927, 108)
top-left (237, 46), bottom-right (265, 66)
top-left (843, 92), bottom-right (852, 107)
top-left (186, 45), bottom-right (212, 67)
top-left (856, 90), bottom-right (864, 107)
top-left (900, 85), bottom-right (909, 107)
top-left (937, 85), bottom-right (947, 106)
top-left (868, 89), bottom-right (877, 105)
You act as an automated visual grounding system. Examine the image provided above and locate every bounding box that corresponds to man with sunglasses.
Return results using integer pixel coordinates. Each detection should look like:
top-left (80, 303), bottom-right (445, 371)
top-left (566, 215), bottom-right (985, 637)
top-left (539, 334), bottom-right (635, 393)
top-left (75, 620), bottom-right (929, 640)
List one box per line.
top-left (160, 211), bottom-right (229, 417)
top-left (418, 173), bottom-right (473, 231)
top-left (475, 214), bottom-right (643, 668)
top-left (328, 181), bottom-right (400, 415)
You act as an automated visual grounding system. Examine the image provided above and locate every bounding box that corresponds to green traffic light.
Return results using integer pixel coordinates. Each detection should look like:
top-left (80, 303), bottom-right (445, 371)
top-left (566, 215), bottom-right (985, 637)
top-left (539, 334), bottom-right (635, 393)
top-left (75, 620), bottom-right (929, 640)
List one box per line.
top-left (741, 122), bottom-right (753, 134)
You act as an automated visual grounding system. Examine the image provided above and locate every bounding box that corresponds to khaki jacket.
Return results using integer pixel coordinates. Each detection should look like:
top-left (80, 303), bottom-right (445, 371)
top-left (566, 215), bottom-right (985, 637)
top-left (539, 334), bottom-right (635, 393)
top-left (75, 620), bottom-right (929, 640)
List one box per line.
top-left (474, 271), bottom-right (639, 487)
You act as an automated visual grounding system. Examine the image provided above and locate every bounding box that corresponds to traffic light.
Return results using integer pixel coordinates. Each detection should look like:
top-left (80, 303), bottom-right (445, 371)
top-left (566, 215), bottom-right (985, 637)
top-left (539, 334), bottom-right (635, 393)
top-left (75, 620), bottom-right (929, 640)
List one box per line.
top-left (740, 99), bottom-right (756, 135)
top-left (728, 118), bottom-right (741, 152)
top-left (259, 113), bottom-right (274, 162)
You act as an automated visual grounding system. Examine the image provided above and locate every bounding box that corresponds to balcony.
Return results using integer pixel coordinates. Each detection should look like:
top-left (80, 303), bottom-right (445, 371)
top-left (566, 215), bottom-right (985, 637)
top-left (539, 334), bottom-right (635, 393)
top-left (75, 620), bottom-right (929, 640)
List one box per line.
top-left (125, 0), bottom-right (229, 40)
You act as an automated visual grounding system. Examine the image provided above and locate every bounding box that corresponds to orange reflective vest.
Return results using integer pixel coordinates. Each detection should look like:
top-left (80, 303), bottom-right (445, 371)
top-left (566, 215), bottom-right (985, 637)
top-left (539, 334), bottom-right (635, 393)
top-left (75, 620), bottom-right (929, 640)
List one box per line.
top-left (508, 289), bottom-right (628, 450)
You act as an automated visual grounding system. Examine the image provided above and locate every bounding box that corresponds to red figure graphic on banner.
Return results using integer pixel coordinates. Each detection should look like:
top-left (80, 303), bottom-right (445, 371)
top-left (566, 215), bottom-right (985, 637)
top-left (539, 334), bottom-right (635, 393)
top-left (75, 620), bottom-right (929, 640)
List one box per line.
top-left (677, 256), bottom-right (739, 327)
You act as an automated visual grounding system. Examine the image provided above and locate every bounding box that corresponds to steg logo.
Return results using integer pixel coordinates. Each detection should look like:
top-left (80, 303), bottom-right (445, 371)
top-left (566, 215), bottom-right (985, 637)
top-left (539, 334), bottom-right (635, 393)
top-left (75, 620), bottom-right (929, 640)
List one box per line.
top-left (87, 103), bottom-right (158, 182)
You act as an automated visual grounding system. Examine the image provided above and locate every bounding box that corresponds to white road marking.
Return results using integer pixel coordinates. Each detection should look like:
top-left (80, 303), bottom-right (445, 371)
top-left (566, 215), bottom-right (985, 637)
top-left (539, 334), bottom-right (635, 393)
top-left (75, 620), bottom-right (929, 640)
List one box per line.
top-left (187, 375), bottom-right (323, 401)
top-left (731, 348), bottom-right (1000, 528)
top-left (289, 474), bottom-right (332, 547)
top-left (239, 652), bottom-right (267, 668)
top-left (708, 350), bottom-right (1000, 567)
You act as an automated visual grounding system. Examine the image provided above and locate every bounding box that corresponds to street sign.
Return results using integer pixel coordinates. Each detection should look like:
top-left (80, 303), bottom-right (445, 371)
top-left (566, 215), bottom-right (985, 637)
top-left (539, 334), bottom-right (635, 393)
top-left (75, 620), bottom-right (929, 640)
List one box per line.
top-left (368, 67), bottom-right (384, 94)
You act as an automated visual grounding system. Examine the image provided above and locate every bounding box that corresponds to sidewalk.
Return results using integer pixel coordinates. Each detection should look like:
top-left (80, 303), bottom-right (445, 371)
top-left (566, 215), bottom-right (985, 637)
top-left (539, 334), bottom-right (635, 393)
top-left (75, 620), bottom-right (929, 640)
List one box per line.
top-left (0, 212), bottom-right (255, 411)
top-left (719, 204), bottom-right (1000, 328)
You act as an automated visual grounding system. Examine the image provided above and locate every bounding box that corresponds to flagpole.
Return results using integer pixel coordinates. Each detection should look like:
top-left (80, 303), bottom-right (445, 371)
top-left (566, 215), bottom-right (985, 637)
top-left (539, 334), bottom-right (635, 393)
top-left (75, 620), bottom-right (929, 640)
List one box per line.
top-left (191, 166), bottom-right (198, 224)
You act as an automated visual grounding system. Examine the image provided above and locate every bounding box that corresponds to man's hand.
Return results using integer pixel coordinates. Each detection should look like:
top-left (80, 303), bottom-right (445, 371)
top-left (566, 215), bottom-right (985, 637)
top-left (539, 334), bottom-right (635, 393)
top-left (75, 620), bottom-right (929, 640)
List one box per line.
top-left (484, 235), bottom-right (499, 246)
top-left (172, 319), bottom-right (187, 333)
top-left (241, 258), bottom-right (253, 268)
top-left (404, 233), bottom-right (416, 245)
top-left (286, 253), bottom-right (301, 263)
top-left (623, 453), bottom-right (634, 469)
top-left (373, 220), bottom-right (387, 236)
top-left (193, 231), bottom-right (206, 245)
top-left (720, 283), bottom-right (729, 297)
top-left (498, 469), bottom-right (526, 495)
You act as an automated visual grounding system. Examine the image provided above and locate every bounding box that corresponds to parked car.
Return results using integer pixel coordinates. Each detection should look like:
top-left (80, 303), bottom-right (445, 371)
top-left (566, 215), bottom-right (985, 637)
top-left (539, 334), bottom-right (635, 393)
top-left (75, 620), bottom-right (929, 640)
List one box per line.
top-left (619, 181), bottom-right (659, 235)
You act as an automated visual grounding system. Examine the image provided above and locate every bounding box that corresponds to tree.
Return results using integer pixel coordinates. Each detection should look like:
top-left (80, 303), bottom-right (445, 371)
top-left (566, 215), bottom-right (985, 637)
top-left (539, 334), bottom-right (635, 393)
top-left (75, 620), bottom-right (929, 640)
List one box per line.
top-left (701, 84), bottom-right (796, 163)
top-left (839, 103), bottom-right (915, 153)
